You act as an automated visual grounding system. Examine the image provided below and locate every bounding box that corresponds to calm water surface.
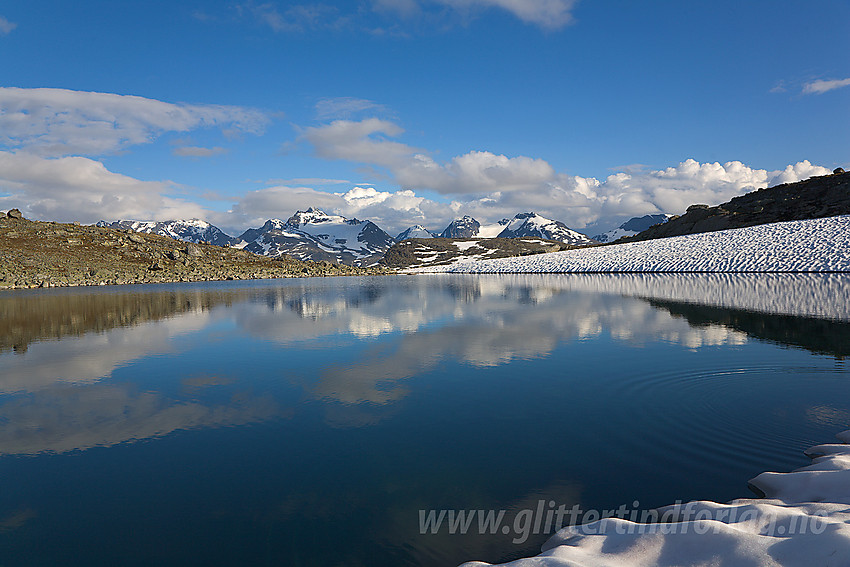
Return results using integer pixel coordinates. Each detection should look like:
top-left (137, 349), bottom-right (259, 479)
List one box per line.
top-left (1, 274), bottom-right (849, 566)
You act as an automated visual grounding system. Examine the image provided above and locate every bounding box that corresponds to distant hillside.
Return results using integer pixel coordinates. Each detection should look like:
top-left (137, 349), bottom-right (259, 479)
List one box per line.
top-left (381, 237), bottom-right (572, 269)
top-left (621, 169), bottom-right (850, 243)
top-left (0, 210), bottom-right (380, 290)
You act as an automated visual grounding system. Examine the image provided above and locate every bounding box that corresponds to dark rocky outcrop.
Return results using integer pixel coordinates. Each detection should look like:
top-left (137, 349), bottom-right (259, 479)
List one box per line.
top-left (440, 216), bottom-right (481, 238)
top-left (381, 237), bottom-right (572, 269)
top-left (620, 171), bottom-right (850, 243)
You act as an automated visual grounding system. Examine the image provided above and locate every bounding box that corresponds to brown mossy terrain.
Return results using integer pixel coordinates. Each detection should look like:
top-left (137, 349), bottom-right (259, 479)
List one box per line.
top-left (0, 212), bottom-right (385, 290)
top-left (620, 169), bottom-right (850, 243)
top-left (380, 237), bottom-right (576, 269)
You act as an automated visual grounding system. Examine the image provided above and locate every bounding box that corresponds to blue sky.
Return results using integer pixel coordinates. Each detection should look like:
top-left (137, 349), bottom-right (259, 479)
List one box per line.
top-left (0, 0), bottom-right (847, 236)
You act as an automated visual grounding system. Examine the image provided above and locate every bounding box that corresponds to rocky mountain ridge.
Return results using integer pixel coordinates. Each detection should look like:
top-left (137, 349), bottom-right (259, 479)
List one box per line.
top-left (381, 237), bottom-right (573, 269)
top-left (95, 219), bottom-right (240, 247)
top-left (396, 225), bottom-right (437, 240)
top-left (235, 208), bottom-right (395, 267)
top-left (592, 214), bottom-right (672, 243)
top-left (97, 209), bottom-right (596, 265)
top-left (0, 211), bottom-right (381, 290)
top-left (621, 169), bottom-right (850, 243)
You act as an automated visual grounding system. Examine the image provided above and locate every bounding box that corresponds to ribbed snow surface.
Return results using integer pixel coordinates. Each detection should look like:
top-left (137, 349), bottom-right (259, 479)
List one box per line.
top-left (431, 216), bottom-right (850, 274)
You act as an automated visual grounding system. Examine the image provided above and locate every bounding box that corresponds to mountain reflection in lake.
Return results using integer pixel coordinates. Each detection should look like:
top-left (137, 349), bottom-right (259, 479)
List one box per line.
top-left (0, 274), bottom-right (848, 566)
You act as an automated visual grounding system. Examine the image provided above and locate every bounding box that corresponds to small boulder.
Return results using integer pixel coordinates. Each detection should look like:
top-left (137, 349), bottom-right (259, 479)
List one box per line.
top-left (834, 167), bottom-right (846, 175)
top-left (128, 233), bottom-right (145, 243)
top-left (186, 243), bottom-right (204, 257)
top-left (0, 211), bottom-right (6, 219)
top-left (7, 208), bottom-right (22, 219)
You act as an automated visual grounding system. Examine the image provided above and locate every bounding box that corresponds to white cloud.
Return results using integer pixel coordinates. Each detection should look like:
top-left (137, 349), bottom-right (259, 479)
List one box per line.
top-left (767, 160), bottom-right (832, 185)
top-left (0, 87), bottom-right (270, 157)
top-left (0, 90), bottom-right (831, 239)
top-left (303, 118), bottom-right (416, 165)
top-left (340, 186), bottom-right (392, 207)
top-left (0, 16), bottom-right (16, 35)
top-left (0, 151), bottom-right (207, 223)
top-left (802, 78), bottom-right (850, 95)
top-left (301, 117), bottom-right (832, 231)
top-left (303, 118), bottom-right (555, 194)
top-left (396, 150), bottom-right (556, 194)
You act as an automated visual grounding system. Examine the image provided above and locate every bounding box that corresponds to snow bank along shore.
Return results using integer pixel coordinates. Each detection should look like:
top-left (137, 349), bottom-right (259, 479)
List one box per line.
top-left (461, 430), bottom-right (850, 567)
top-left (422, 215), bottom-right (850, 273)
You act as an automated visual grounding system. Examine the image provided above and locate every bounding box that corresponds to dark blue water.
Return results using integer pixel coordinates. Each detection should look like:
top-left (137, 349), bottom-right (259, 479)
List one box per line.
top-left (0, 274), bottom-right (848, 566)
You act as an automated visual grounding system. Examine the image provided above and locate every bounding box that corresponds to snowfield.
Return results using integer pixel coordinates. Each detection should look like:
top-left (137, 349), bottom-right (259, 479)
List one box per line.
top-left (424, 216), bottom-right (850, 273)
top-left (461, 431), bottom-right (850, 567)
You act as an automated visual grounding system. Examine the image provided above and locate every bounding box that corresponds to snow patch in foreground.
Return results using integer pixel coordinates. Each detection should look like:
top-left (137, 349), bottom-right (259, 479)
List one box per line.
top-left (426, 216), bottom-right (850, 273)
top-left (461, 431), bottom-right (850, 567)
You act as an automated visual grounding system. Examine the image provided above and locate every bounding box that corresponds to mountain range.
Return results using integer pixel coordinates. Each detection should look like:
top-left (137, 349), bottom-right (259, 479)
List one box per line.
top-left (591, 214), bottom-right (672, 243)
top-left (97, 210), bottom-right (603, 266)
top-left (235, 208), bottom-right (395, 267)
top-left (95, 219), bottom-right (240, 247)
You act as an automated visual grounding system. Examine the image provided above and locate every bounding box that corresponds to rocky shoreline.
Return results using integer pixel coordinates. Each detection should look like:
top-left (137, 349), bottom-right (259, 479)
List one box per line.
top-left (0, 210), bottom-right (386, 290)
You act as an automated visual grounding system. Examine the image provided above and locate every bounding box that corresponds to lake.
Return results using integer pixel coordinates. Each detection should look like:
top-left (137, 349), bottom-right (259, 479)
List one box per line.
top-left (1, 273), bottom-right (848, 566)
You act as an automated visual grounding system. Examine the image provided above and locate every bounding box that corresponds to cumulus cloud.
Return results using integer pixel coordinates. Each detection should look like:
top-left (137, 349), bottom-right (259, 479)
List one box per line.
top-left (0, 87), bottom-right (270, 157)
top-left (0, 89), bottom-right (831, 238)
top-left (220, 158), bottom-right (829, 237)
top-left (802, 78), bottom-right (850, 95)
top-left (0, 16), bottom-right (16, 35)
top-left (299, 119), bottom-right (833, 232)
top-left (396, 150), bottom-right (556, 193)
top-left (0, 151), bottom-right (207, 223)
top-left (303, 118), bottom-right (555, 194)
top-left (303, 118), bottom-right (417, 165)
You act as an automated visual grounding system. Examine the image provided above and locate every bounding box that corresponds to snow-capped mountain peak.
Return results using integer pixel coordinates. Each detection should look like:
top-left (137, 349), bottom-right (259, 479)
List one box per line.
top-left (286, 207), bottom-right (347, 227)
top-left (396, 225), bottom-right (436, 240)
top-left (440, 215), bottom-right (481, 238)
top-left (237, 209), bottom-right (395, 267)
top-left (95, 219), bottom-right (239, 247)
top-left (437, 212), bottom-right (594, 245)
top-left (496, 212), bottom-right (596, 245)
top-left (592, 214), bottom-right (672, 243)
